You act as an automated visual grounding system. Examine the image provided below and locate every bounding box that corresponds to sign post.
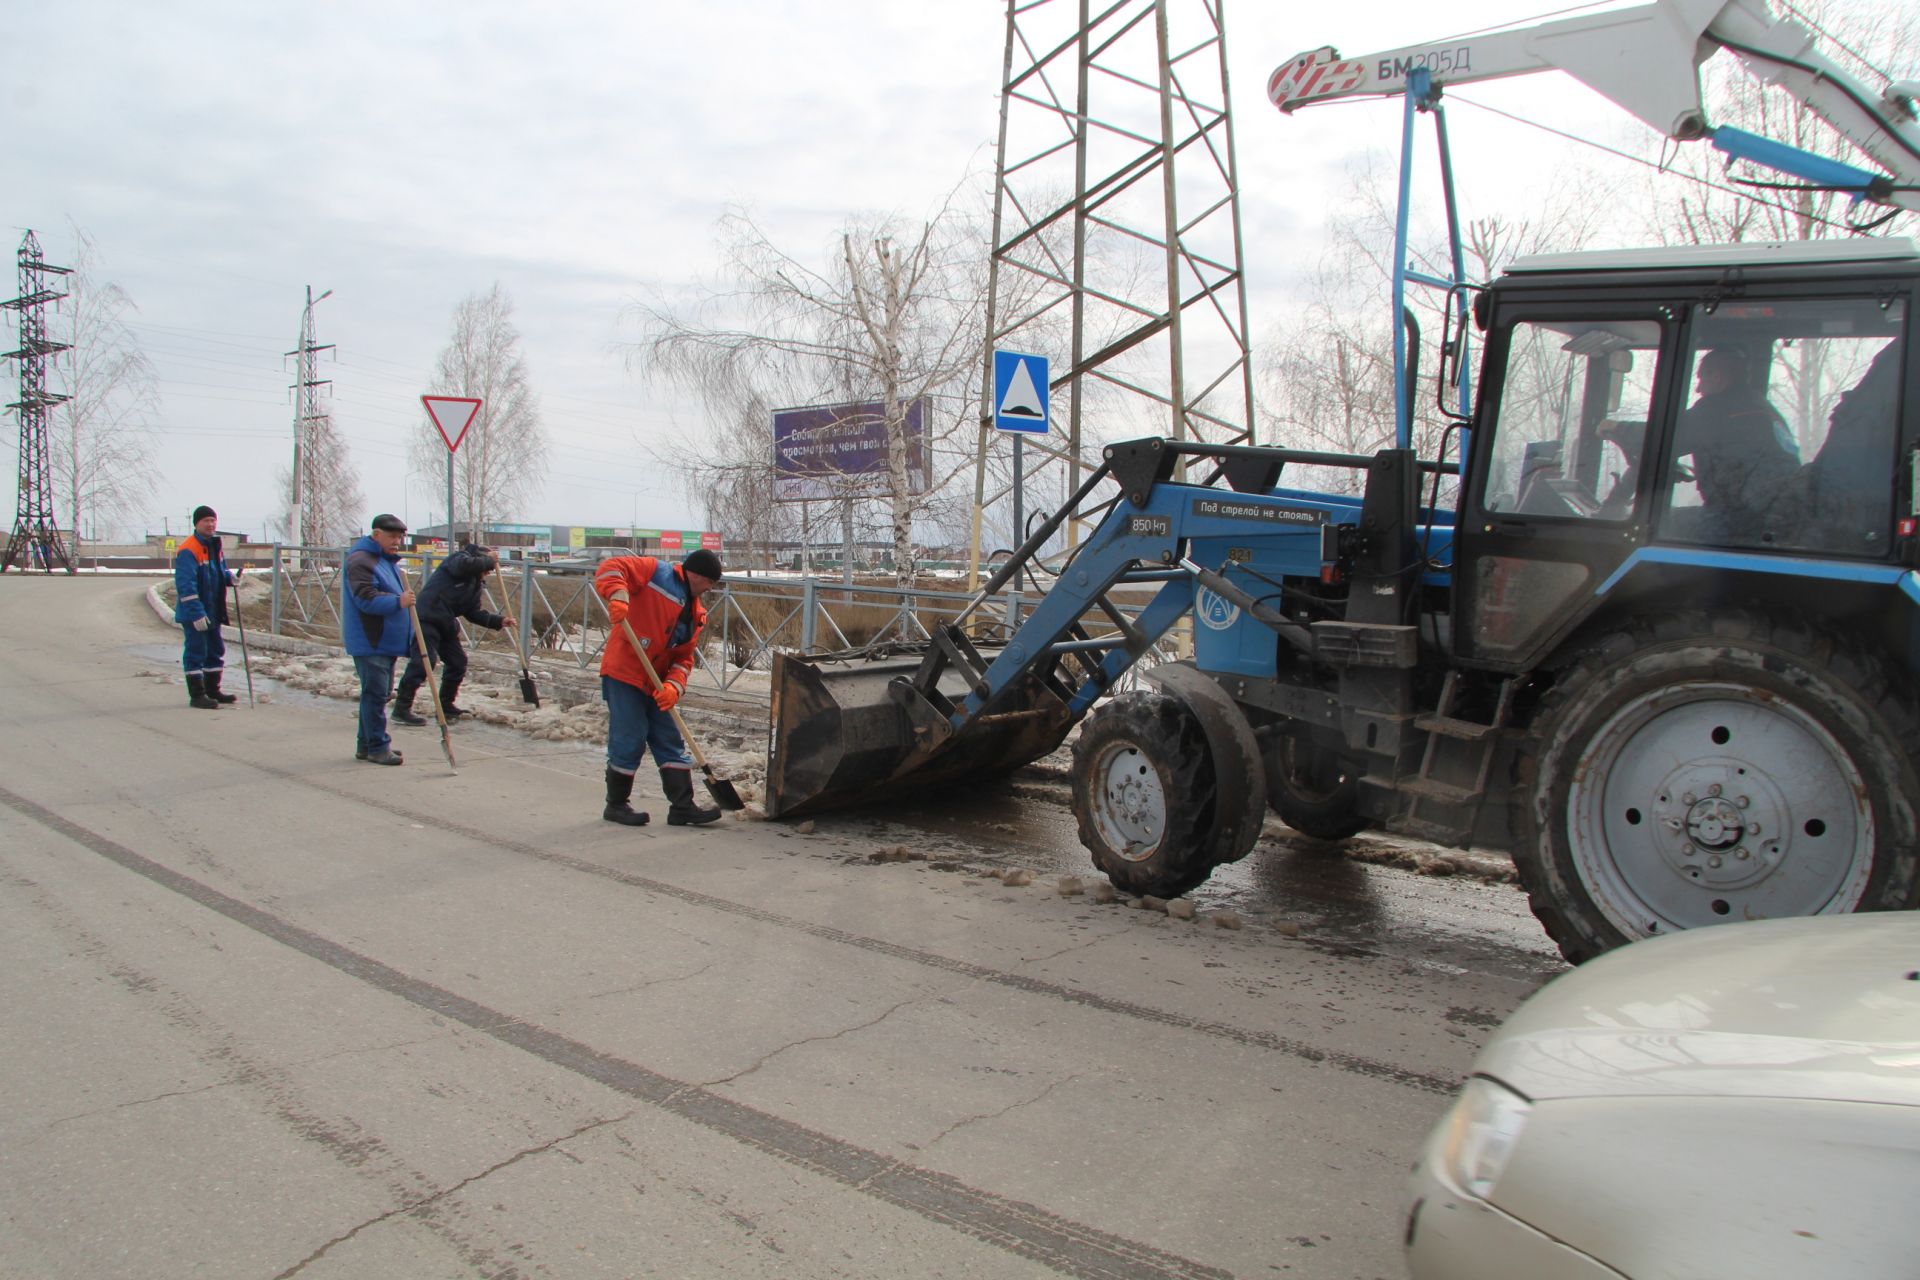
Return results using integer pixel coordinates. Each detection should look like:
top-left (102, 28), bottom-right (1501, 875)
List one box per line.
top-left (421, 396), bottom-right (482, 547)
top-left (992, 351), bottom-right (1050, 552)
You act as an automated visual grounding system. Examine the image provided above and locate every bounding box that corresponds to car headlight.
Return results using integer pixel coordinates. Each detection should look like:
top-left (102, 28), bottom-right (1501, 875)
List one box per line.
top-left (1438, 1075), bottom-right (1532, 1200)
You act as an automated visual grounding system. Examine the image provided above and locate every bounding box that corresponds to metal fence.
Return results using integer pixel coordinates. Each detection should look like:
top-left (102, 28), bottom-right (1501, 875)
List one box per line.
top-left (255, 544), bottom-right (1184, 696)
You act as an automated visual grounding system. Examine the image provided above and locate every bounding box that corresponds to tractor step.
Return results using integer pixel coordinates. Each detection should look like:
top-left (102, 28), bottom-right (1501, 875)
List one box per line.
top-left (1413, 713), bottom-right (1501, 741)
top-left (1398, 776), bottom-right (1483, 805)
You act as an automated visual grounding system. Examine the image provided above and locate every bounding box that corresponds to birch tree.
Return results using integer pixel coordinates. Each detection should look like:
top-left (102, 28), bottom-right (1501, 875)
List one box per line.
top-left (1643, 0), bottom-right (1917, 246)
top-left (624, 202), bottom-right (989, 585)
top-left (412, 285), bottom-right (548, 541)
top-left (53, 225), bottom-right (159, 544)
top-left (1260, 162), bottom-right (1614, 490)
top-left (1640, 1), bottom-right (1917, 454)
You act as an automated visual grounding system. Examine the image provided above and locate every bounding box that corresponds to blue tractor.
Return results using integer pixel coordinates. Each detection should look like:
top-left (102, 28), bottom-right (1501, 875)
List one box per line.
top-left (768, 238), bottom-right (1920, 963)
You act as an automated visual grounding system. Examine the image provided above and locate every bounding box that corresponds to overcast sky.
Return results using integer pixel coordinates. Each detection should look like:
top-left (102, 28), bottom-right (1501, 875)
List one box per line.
top-left (2, 0), bottom-right (1775, 543)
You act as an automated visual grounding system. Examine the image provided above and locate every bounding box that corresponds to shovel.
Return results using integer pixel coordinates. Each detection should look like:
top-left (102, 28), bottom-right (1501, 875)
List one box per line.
top-left (485, 569), bottom-right (540, 708)
top-left (397, 563), bottom-right (457, 773)
top-left (502, 621), bottom-right (540, 707)
top-left (618, 617), bottom-right (744, 811)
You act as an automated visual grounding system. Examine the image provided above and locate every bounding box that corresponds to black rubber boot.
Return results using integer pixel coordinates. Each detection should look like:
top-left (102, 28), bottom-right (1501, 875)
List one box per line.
top-left (439, 676), bottom-right (466, 720)
top-left (207, 672), bottom-right (238, 704)
top-left (187, 674), bottom-right (220, 710)
top-left (392, 683), bottom-right (427, 726)
top-left (662, 768), bottom-right (721, 826)
top-left (603, 769), bottom-right (650, 826)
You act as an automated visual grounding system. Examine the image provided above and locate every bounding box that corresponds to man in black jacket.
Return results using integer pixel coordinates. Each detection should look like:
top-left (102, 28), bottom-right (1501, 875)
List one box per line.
top-left (393, 544), bottom-right (516, 725)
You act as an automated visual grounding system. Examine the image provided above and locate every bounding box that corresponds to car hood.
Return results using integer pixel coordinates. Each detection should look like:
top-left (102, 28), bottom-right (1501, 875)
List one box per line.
top-left (1479, 915), bottom-right (1920, 1106)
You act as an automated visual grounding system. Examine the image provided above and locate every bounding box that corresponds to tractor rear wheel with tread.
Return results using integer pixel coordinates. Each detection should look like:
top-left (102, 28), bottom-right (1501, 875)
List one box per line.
top-left (1072, 690), bottom-right (1220, 898)
top-left (1514, 609), bottom-right (1920, 964)
top-left (1266, 730), bottom-right (1367, 842)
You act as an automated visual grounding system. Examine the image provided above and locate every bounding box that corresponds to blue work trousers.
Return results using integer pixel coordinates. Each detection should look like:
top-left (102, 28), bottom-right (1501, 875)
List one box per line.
top-left (602, 675), bottom-right (693, 774)
top-left (354, 655), bottom-right (397, 756)
top-left (181, 623), bottom-right (226, 676)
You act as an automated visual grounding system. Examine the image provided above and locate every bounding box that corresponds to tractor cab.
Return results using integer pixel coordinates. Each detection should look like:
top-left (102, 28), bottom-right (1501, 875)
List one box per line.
top-left (1453, 239), bottom-right (1917, 672)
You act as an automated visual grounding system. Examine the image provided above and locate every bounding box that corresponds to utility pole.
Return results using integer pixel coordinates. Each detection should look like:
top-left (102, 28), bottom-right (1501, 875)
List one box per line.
top-left (3, 230), bottom-right (75, 574)
top-left (287, 286), bottom-right (333, 561)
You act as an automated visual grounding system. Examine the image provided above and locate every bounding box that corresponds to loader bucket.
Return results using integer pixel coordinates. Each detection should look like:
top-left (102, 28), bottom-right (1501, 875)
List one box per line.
top-left (765, 650), bottom-right (1078, 819)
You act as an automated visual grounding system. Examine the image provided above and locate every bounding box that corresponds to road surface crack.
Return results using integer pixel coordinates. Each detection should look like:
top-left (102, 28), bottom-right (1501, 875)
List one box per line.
top-left (921, 1070), bottom-right (1095, 1150)
top-left (699, 992), bottom-right (929, 1087)
top-left (272, 1109), bottom-right (635, 1279)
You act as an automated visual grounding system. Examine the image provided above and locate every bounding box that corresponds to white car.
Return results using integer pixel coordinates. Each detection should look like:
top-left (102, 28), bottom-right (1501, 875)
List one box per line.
top-left (1406, 913), bottom-right (1920, 1279)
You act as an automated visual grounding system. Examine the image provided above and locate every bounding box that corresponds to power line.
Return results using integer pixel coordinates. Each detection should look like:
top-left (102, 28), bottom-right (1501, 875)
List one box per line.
top-left (1451, 94), bottom-right (1867, 235)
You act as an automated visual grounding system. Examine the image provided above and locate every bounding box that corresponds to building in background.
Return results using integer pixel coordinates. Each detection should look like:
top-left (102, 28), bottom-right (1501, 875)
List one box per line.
top-left (410, 522), bottom-right (724, 563)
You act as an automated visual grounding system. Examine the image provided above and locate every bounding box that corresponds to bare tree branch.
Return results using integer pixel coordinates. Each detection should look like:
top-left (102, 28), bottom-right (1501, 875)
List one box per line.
top-left (53, 223), bottom-right (159, 544)
top-left (621, 195), bottom-right (991, 584)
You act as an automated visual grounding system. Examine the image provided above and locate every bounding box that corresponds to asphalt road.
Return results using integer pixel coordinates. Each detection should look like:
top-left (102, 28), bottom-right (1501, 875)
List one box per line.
top-left (0, 575), bottom-right (1559, 1279)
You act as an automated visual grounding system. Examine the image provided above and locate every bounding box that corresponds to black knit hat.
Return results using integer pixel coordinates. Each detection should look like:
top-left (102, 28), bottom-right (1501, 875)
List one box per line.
top-left (682, 548), bottom-right (724, 582)
top-left (192, 505), bottom-right (216, 525)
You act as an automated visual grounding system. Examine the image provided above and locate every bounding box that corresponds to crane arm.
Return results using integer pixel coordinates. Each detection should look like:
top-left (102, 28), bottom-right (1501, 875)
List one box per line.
top-left (1270, 0), bottom-right (1920, 209)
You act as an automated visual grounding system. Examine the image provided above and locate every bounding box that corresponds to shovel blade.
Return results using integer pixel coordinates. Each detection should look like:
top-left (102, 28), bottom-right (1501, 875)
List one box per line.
top-left (519, 671), bottom-right (540, 707)
top-left (701, 770), bottom-right (747, 811)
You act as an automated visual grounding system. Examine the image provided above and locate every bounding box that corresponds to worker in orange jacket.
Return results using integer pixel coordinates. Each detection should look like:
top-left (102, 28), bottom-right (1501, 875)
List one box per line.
top-left (593, 547), bottom-right (725, 827)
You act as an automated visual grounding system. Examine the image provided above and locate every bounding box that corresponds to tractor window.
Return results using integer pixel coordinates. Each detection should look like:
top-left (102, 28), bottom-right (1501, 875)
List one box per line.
top-left (1478, 319), bottom-right (1663, 522)
top-left (1659, 298), bottom-right (1906, 555)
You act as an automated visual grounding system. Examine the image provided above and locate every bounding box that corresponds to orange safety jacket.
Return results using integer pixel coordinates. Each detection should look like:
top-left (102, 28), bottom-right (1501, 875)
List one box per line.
top-left (594, 556), bottom-right (706, 694)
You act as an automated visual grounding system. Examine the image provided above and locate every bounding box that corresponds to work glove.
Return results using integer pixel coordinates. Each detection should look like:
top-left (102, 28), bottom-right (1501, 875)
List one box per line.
top-left (192, 616), bottom-right (210, 632)
top-left (607, 597), bottom-right (628, 625)
top-left (654, 679), bottom-right (682, 712)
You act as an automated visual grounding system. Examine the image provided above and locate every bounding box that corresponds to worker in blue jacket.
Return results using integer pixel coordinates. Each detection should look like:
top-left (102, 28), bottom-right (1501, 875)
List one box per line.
top-left (393, 543), bottom-right (515, 726)
top-left (173, 504), bottom-right (241, 710)
top-left (341, 513), bottom-right (417, 765)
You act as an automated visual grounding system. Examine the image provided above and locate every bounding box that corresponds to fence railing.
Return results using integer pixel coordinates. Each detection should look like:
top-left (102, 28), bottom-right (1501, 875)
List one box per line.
top-left (252, 544), bottom-right (1186, 696)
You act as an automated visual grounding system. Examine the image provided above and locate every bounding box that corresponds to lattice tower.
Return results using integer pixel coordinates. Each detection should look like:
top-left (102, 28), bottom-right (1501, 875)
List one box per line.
top-left (286, 287), bottom-right (335, 549)
top-left (970, 0), bottom-right (1256, 583)
top-left (3, 230), bottom-right (75, 573)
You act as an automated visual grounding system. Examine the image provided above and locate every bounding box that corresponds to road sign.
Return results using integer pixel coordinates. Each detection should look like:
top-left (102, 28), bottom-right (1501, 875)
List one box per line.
top-left (993, 351), bottom-right (1049, 434)
top-left (421, 396), bottom-right (483, 453)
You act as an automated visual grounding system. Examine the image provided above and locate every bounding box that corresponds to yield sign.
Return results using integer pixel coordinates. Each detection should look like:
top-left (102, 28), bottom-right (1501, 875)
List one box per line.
top-left (421, 395), bottom-right (483, 454)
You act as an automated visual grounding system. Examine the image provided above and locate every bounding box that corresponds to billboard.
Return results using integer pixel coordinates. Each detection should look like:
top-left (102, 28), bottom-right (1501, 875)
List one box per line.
top-left (772, 398), bottom-right (928, 501)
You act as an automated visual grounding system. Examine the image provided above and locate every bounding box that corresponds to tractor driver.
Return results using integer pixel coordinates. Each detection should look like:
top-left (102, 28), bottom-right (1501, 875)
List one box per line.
top-left (1672, 345), bottom-right (1800, 540)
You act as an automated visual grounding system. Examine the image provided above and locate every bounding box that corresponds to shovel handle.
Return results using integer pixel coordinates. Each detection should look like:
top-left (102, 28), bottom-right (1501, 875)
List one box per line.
top-left (228, 578), bottom-right (255, 707)
top-left (618, 618), bottom-right (715, 772)
top-left (397, 562), bottom-right (457, 772)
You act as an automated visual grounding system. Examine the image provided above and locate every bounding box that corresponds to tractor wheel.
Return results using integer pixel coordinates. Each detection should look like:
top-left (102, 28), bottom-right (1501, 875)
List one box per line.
top-left (1072, 690), bottom-right (1221, 898)
top-left (1514, 610), bottom-right (1920, 964)
top-left (1266, 730), bottom-right (1368, 842)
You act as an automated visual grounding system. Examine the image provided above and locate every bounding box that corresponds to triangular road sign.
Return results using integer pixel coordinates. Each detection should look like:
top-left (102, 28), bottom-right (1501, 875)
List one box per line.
top-left (999, 360), bottom-right (1044, 418)
top-left (421, 395), bottom-right (483, 454)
